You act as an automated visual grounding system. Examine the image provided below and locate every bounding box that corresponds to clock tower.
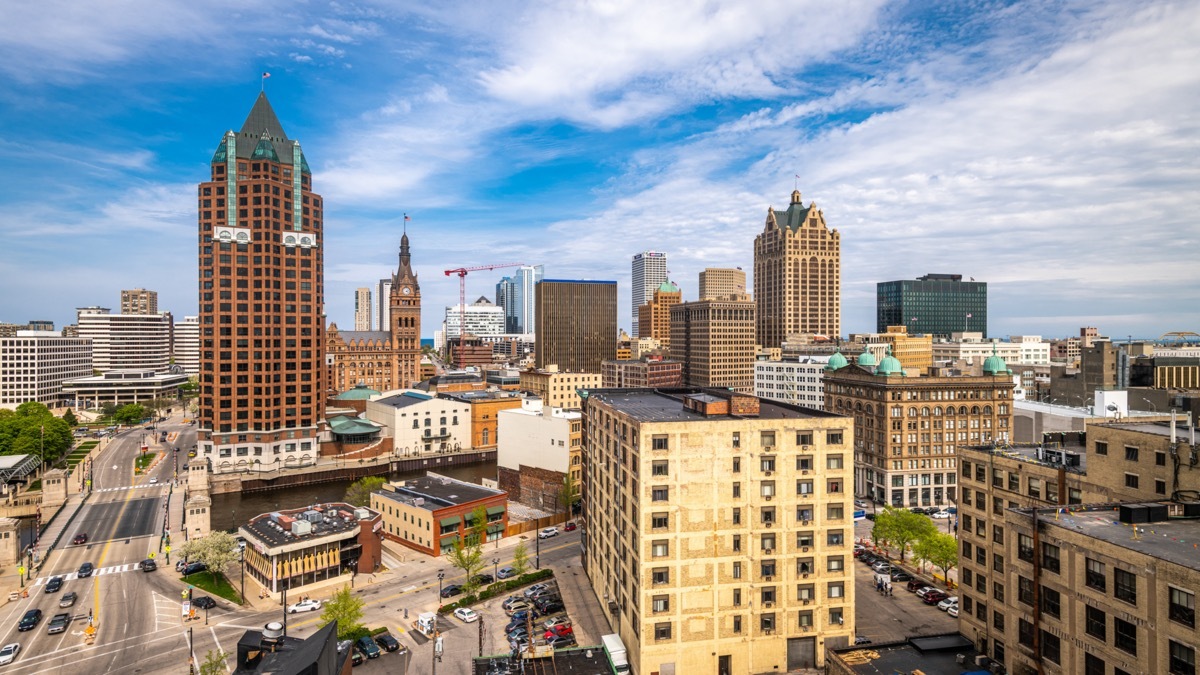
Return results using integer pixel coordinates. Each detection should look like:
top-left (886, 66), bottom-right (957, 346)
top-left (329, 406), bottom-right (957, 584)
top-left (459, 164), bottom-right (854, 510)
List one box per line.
top-left (390, 230), bottom-right (422, 388)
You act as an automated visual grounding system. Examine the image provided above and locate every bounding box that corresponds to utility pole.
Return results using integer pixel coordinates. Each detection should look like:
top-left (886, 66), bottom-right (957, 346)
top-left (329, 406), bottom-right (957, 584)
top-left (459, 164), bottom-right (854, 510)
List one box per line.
top-left (431, 611), bottom-right (439, 675)
top-left (188, 626), bottom-right (195, 674)
top-left (478, 614), bottom-right (484, 657)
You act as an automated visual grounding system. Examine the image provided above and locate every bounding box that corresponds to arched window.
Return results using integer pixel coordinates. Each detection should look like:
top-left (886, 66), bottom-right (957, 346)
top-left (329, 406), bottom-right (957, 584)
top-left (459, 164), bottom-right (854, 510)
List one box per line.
top-left (482, 428), bottom-right (490, 445)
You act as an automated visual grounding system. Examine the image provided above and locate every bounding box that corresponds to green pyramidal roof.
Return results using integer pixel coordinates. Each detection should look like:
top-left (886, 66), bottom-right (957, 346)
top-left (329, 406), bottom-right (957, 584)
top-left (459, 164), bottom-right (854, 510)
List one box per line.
top-left (251, 134), bottom-right (280, 162)
top-left (211, 139), bottom-right (227, 164)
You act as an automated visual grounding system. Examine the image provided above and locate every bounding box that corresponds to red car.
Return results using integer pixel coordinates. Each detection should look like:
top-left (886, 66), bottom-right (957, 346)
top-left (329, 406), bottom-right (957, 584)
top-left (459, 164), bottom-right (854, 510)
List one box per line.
top-left (544, 624), bottom-right (574, 640)
top-left (923, 591), bottom-right (949, 605)
top-left (72, 533), bottom-right (88, 545)
top-left (564, 522), bottom-right (577, 532)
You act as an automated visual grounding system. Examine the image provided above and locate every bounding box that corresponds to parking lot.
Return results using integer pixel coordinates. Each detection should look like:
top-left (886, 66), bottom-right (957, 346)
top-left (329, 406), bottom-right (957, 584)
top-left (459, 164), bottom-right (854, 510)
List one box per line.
top-left (851, 543), bottom-right (960, 644)
top-left (437, 578), bottom-right (580, 657)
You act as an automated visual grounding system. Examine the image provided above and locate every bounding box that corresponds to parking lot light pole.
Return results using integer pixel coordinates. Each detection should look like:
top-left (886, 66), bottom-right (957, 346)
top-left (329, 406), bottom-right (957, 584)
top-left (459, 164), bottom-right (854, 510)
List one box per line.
top-left (535, 534), bottom-right (540, 570)
top-left (493, 558), bottom-right (499, 582)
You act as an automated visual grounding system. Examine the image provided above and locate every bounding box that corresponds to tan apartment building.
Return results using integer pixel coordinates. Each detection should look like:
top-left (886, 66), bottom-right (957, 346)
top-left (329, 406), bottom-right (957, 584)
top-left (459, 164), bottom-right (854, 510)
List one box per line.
top-left (120, 288), bottom-right (158, 315)
top-left (637, 281), bottom-right (681, 344)
top-left (519, 367), bottom-right (600, 410)
top-left (1086, 420), bottom-right (1200, 503)
top-left (437, 390), bottom-right (524, 450)
top-left (824, 350), bottom-right (1015, 507)
top-left (698, 267), bottom-right (747, 300)
top-left (582, 388), bottom-right (856, 673)
top-left (754, 189), bottom-right (841, 347)
top-left (353, 287), bottom-right (371, 331)
top-left (669, 294), bottom-right (756, 393)
top-left (535, 279), bottom-right (617, 373)
top-left (601, 358), bottom-right (683, 388)
top-left (371, 474), bottom-right (508, 556)
top-left (849, 325), bottom-right (933, 375)
top-left (497, 398), bottom-right (582, 510)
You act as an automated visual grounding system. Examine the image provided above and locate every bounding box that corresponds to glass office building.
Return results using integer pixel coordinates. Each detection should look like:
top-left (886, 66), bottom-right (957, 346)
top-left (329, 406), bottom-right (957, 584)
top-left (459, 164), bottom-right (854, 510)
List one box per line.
top-left (876, 274), bottom-right (987, 337)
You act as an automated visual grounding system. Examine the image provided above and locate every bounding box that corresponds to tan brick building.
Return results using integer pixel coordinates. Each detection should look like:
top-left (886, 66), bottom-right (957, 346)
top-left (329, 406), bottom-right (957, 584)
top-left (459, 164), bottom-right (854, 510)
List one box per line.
top-left (583, 388), bottom-right (856, 673)
top-left (600, 358), bottom-right (683, 388)
top-left (120, 288), bottom-right (158, 315)
top-left (438, 390), bottom-right (524, 451)
top-left (754, 189), bottom-right (840, 347)
top-left (698, 267), bottom-right (747, 300)
top-left (849, 325), bottom-right (933, 375)
top-left (371, 474), bottom-right (508, 556)
top-left (823, 351), bottom-right (1015, 507)
top-left (519, 367), bottom-right (600, 410)
top-left (669, 294), bottom-right (756, 393)
top-left (637, 281), bottom-right (681, 344)
top-left (535, 279), bottom-right (617, 373)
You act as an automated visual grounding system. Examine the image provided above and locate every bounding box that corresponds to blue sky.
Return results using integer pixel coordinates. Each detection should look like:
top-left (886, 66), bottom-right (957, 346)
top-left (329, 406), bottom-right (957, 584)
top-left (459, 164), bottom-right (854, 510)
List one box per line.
top-left (1, 0), bottom-right (1197, 340)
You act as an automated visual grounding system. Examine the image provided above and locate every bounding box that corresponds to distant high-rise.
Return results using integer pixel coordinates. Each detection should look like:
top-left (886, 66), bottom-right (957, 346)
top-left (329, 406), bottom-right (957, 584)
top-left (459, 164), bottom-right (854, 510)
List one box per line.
top-left (197, 92), bottom-right (325, 471)
top-left (496, 276), bottom-right (517, 333)
top-left (636, 280), bottom-right (681, 344)
top-left (754, 190), bottom-right (840, 347)
top-left (876, 274), bottom-right (987, 337)
top-left (698, 267), bottom-right (746, 300)
top-left (377, 278), bottom-right (393, 334)
top-left (354, 287), bottom-right (372, 331)
top-left (444, 297), bottom-right (505, 339)
top-left (511, 265), bottom-right (543, 334)
top-left (631, 251), bottom-right (668, 336)
top-left (669, 294), bottom-right (756, 393)
top-left (535, 280), bottom-right (617, 372)
top-left (76, 306), bottom-right (171, 372)
top-left (120, 288), bottom-right (158, 315)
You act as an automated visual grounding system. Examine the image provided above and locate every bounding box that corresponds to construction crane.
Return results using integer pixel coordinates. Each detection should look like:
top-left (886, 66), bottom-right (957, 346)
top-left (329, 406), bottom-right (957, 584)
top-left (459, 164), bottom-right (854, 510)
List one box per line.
top-left (444, 262), bottom-right (525, 366)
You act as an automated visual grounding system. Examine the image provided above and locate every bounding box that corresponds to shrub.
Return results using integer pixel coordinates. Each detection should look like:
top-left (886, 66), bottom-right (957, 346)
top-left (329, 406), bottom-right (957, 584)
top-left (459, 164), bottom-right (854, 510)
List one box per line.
top-left (438, 568), bottom-right (555, 614)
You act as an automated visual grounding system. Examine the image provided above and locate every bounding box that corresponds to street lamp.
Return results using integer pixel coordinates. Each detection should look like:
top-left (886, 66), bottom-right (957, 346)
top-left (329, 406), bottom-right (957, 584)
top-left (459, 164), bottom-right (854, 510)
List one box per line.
top-left (437, 570), bottom-right (445, 601)
top-left (1143, 398), bottom-right (1157, 412)
top-left (492, 557), bottom-right (499, 582)
top-left (535, 533), bottom-right (540, 570)
top-left (240, 546), bottom-right (246, 605)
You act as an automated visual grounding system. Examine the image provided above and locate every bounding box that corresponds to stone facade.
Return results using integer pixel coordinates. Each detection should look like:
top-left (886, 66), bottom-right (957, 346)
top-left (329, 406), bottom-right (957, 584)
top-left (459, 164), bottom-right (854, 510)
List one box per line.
top-left (1085, 421), bottom-right (1199, 502)
top-left (698, 267), bottom-right (746, 301)
top-left (669, 295), bottom-right (756, 393)
top-left (637, 283), bottom-right (681, 343)
top-left (519, 368), bottom-right (600, 410)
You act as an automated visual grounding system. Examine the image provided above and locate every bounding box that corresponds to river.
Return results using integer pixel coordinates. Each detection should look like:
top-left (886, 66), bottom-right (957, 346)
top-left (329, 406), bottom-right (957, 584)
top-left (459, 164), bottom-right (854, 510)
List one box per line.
top-left (207, 460), bottom-right (498, 532)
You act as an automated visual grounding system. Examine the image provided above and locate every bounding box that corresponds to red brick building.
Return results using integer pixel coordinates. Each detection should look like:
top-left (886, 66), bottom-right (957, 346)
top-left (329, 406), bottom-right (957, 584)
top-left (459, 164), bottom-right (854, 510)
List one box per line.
top-left (371, 474), bottom-right (508, 556)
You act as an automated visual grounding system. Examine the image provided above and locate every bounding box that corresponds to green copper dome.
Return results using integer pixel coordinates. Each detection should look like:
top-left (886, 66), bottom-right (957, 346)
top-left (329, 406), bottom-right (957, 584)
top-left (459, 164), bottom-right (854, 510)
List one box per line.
top-left (876, 353), bottom-right (904, 376)
top-left (335, 383), bottom-right (382, 400)
top-left (658, 280), bottom-right (680, 293)
top-left (855, 350), bottom-right (877, 367)
top-left (826, 351), bottom-right (848, 371)
top-left (982, 344), bottom-right (1010, 375)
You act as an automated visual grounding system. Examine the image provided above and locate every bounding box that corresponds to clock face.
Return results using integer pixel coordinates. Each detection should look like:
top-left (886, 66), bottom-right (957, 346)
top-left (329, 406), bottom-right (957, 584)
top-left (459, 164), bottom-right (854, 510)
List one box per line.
top-left (402, 287), bottom-right (412, 295)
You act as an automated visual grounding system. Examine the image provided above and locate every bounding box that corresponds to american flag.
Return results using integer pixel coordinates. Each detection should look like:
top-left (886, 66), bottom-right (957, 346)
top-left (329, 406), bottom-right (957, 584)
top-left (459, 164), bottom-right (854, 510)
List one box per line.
top-left (262, 72), bottom-right (271, 79)
top-left (966, 313), bottom-right (973, 318)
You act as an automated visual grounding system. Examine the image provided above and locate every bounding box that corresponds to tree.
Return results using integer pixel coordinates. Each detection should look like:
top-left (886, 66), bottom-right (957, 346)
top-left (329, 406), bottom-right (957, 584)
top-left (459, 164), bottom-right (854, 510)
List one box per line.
top-left (557, 472), bottom-right (580, 515)
top-left (320, 585), bottom-right (365, 640)
top-left (446, 506), bottom-right (490, 595)
top-left (61, 409), bottom-right (78, 428)
top-left (197, 649), bottom-right (227, 675)
top-left (178, 531), bottom-right (241, 589)
top-left (343, 476), bottom-right (387, 507)
top-left (0, 402), bottom-right (73, 463)
top-left (871, 507), bottom-right (936, 562)
top-left (510, 540), bottom-right (531, 576)
top-left (914, 532), bottom-right (959, 585)
top-left (112, 403), bottom-right (146, 425)
top-left (100, 402), bottom-right (118, 418)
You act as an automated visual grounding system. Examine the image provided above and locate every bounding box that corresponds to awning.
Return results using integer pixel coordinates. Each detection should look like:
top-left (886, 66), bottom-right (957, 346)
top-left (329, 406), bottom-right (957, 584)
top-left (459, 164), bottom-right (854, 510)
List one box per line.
top-left (440, 534), bottom-right (460, 545)
top-left (486, 506), bottom-right (505, 516)
top-left (439, 516), bottom-right (461, 528)
top-left (487, 523), bottom-right (504, 534)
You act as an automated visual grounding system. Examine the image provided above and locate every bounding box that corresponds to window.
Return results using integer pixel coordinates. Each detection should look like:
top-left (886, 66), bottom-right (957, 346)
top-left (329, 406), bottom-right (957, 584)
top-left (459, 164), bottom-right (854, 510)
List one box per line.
top-left (1041, 587), bottom-right (1061, 618)
top-left (761, 534), bottom-right (776, 552)
top-left (1085, 654), bottom-right (1106, 675)
top-left (1018, 534), bottom-right (1034, 562)
top-left (993, 582), bottom-right (1004, 603)
top-left (652, 595), bottom-right (669, 612)
top-left (1027, 477), bottom-right (1041, 499)
top-left (760, 456), bottom-right (776, 472)
top-left (992, 524), bottom-right (1004, 544)
top-left (761, 481), bottom-right (776, 498)
top-left (797, 480), bottom-right (813, 495)
top-left (993, 553), bottom-right (1004, 573)
top-left (652, 436), bottom-right (669, 450)
top-left (732, 616), bottom-right (742, 633)
top-left (827, 454), bottom-right (843, 470)
top-left (1096, 441), bottom-right (1108, 455)
top-left (826, 479), bottom-right (842, 493)
top-left (827, 430), bottom-right (843, 445)
top-left (1125, 473), bottom-right (1139, 489)
top-left (651, 487), bottom-right (668, 502)
top-left (1086, 605), bottom-right (1106, 640)
top-left (1018, 619), bottom-right (1034, 648)
top-left (1125, 446), bottom-right (1139, 461)
top-left (1042, 542), bottom-right (1060, 574)
top-left (796, 531), bottom-right (813, 548)
top-left (1169, 640), bottom-right (1196, 675)
top-left (827, 530), bottom-right (844, 546)
top-left (733, 562), bottom-right (742, 579)
top-left (797, 431), bottom-right (813, 445)
top-left (652, 461), bottom-right (669, 476)
top-left (733, 588), bottom-right (742, 606)
top-left (1157, 451), bottom-right (1167, 466)
top-left (828, 608), bottom-right (844, 625)
top-left (1086, 558), bottom-right (1106, 591)
top-left (652, 541), bottom-right (669, 557)
top-left (732, 535), bottom-right (742, 552)
top-left (1170, 587), bottom-right (1196, 628)
top-left (796, 456), bottom-right (813, 471)
top-left (994, 640), bottom-right (1005, 664)
top-left (962, 569), bottom-right (972, 587)
top-left (1018, 576), bottom-right (1034, 605)
top-left (732, 508), bottom-right (741, 525)
top-left (760, 431), bottom-right (776, 447)
top-left (732, 457), bottom-right (741, 473)
top-left (1114, 617), bottom-right (1137, 655)
top-left (761, 613), bottom-right (776, 632)
top-left (1157, 479), bottom-right (1167, 495)
top-left (828, 582), bottom-right (844, 598)
top-left (732, 432), bottom-right (741, 448)
top-left (827, 504), bottom-right (844, 520)
top-left (732, 482), bottom-right (741, 498)
top-left (652, 568), bottom-right (669, 585)
top-left (827, 556), bottom-right (844, 572)
top-left (654, 623), bottom-right (671, 640)
top-left (760, 586), bottom-right (776, 604)
top-left (1115, 568), bottom-right (1137, 604)
top-left (652, 513), bottom-right (668, 529)
top-left (1041, 630), bottom-right (1061, 664)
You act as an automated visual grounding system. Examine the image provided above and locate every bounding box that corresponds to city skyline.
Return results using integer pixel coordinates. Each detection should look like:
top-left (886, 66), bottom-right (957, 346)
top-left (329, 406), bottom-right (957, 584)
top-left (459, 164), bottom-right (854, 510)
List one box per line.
top-left (1, 1), bottom-right (1197, 338)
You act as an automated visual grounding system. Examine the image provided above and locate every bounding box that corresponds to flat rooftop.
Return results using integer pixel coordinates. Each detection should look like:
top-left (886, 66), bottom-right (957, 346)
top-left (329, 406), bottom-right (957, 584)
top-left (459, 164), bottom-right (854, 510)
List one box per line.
top-left (242, 502), bottom-right (375, 549)
top-left (1029, 504), bottom-right (1200, 571)
top-left (830, 634), bottom-right (986, 674)
top-left (472, 646), bottom-right (612, 674)
top-left (1099, 421), bottom-right (1198, 439)
top-left (961, 442), bottom-right (1088, 472)
top-left (374, 473), bottom-right (505, 512)
top-left (585, 388), bottom-right (844, 423)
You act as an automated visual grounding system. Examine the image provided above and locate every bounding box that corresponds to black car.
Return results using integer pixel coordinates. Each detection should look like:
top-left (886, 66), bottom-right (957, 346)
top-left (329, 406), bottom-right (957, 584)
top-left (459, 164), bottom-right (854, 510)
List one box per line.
top-left (356, 636), bottom-right (381, 659)
top-left (17, 609), bottom-right (42, 631)
top-left (470, 573), bottom-right (494, 586)
top-left (891, 571), bottom-right (914, 582)
top-left (141, 558), bottom-right (158, 572)
top-left (192, 596), bottom-right (217, 610)
top-left (439, 584), bottom-right (462, 598)
top-left (351, 648), bottom-right (364, 666)
top-left (44, 576), bottom-right (64, 593)
top-left (78, 562), bottom-right (95, 578)
top-left (182, 562), bottom-right (207, 576)
top-left (535, 600), bottom-right (565, 615)
top-left (374, 632), bottom-right (402, 653)
top-left (865, 513), bottom-right (877, 521)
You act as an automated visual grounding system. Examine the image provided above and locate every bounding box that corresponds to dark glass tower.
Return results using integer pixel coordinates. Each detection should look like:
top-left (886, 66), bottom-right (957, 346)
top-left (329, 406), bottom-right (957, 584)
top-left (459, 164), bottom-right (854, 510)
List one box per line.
top-left (876, 274), bottom-right (987, 337)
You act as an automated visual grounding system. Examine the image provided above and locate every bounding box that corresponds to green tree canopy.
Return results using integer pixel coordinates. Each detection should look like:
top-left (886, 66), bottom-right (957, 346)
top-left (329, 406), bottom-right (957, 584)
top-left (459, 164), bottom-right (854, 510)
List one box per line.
top-left (320, 585), bottom-right (365, 640)
top-left (558, 472), bottom-right (579, 514)
top-left (871, 506), bottom-right (937, 562)
top-left (198, 649), bottom-right (227, 675)
top-left (178, 531), bottom-right (241, 589)
top-left (447, 505), bottom-right (491, 595)
top-left (0, 402), bottom-right (73, 464)
top-left (343, 476), bottom-right (387, 507)
top-left (61, 409), bottom-right (78, 427)
top-left (112, 403), bottom-right (146, 424)
top-left (914, 532), bottom-right (959, 583)
top-left (510, 540), bottom-right (531, 577)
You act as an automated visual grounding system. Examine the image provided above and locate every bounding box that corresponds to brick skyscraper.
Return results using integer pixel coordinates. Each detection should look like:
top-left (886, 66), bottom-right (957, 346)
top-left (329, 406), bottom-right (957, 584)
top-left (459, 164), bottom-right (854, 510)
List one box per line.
top-left (754, 189), bottom-right (840, 347)
top-left (196, 93), bottom-right (325, 472)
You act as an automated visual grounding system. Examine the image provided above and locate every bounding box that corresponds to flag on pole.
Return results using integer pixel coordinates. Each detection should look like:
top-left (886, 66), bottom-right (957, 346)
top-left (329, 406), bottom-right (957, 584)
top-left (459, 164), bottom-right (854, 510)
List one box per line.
top-left (262, 72), bottom-right (271, 79)
top-left (966, 313), bottom-right (973, 318)
top-left (404, 214), bottom-right (411, 221)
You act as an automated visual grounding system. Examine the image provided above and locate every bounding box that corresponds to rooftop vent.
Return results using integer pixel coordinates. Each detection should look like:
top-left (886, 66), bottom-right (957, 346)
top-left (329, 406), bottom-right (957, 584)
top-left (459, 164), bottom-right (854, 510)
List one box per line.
top-left (291, 520), bottom-right (312, 536)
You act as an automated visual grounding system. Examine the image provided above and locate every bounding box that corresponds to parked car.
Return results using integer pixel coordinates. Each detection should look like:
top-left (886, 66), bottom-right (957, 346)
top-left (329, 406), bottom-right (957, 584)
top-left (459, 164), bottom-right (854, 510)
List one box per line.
top-left (564, 522), bottom-right (577, 532)
top-left (497, 566), bottom-right (518, 579)
top-left (287, 599), bottom-right (322, 614)
top-left (543, 616), bottom-right (572, 630)
top-left (355, 636), bottom-right (381, 659)
top-left (44, 576), bottom-right (64, 593)
top-left (78, 562), bottom-right (94, 578)
top-left (47, 613), bottom-right (71, 634)
top-left (374, 633), bottom-right (402, 653)
top-left (502, 595), bottom-right (527, 610)
top-left (350, 648), bottom-right (364, 666)
top-left (946, 506), bottom-right (958, 514)
top-left (937, 596), bottom-right (959, 611)
top-left (72, 533), bottom-right (88, 545)
top-left (470, 574), bottom-right (494, 586)
top-left (523, 583), bottom-right (554, 598)
top-left (17, 609), bottom-right (42, 632)
top-left (538, 527), bottom-right (559, 539)
top-left (454, 607), bottom-right (480, 623)
top-left (915, 586), bottom-right (940, 599)
top-left (923, 590), bottom-right (950, 605)
top-left (947, 605), bottom-right (960, 618)
top-left (890, 571), bottom-right (914, 582)
top-left (193, 596), bottom-right (217, 610)
top-left (865, 513), bottom-right (876, 520)
top-left (0, 643), bottom-right (18, 665)
top-left (931, 511), bottom-right (952, 519)
top-left (182, 562), bottom-right (207, 575)
top-left (59, 591), bottom-right (78, 608)
top-left (854, 636), bottom-right (873, 646)
top-left (909, 507), bottom-right (926, 515)
top-left (440, 584), bottom-right (463, 598)
top-left (544, 624), bottom-right (574, 639)
top-left (907, 580), bottom-right (930, 593)
top-left (871, 561), bottom-right (893, 573)
top-left (141, 558), bottom-right (157, 572)
top-left (547, 634), bottom-right (577, 649)
top-left (507, 608), bottom-right (538, 625)
top-left (506, 626), bottom-right (532, 642)
top-left (535, 600), bottom-right (565, 615)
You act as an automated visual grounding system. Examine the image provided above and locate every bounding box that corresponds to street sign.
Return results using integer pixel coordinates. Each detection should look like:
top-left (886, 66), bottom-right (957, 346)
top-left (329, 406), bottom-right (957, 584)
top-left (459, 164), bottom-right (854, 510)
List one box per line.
top-left (148, 552), bottom-right (156, 559)
top-left (17, 567), bottom-right (24, 576)
top-left (165, 546), bottom-right (171, 554)
top-left (181, 601), bottom-right (190, 616)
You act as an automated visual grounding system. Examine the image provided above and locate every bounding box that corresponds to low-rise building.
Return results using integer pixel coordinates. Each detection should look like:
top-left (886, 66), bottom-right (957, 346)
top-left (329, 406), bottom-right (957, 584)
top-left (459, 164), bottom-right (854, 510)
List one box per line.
top-left (497, 398), bottom-right (581, 510)
top-left (365, 390), bottom-right (472, 455)
top-left (239, 502), bottom-right (382, 595)
top-left (519, 367), bottom-right (600, 410)
top-left (371, 473), bottom-right (507, 556)
top-left (62, 369), bottom-right (189, 408)
top-left (933, 333), bottom-right (1051, 367)
top-left (0, 331), bottom-right (92, 409)
top-left (438, 390), bottom-right (524, 451)
top-left (754, 356), bottom-right (829, 408)
top-left (173, 315), bottom-right (200, 376)
top-left (76, 306), bottom-right (171, 372)
top-left (601, 358), bottom-right (683, 388)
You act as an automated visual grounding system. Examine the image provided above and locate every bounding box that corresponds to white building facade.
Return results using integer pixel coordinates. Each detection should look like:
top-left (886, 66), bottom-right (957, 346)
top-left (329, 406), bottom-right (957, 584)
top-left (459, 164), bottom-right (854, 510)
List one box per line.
top-left (631, 251), bottom-right (668, 336)
top-left (0, 332), bottom-right (92, 409)
top-left (496, 398), bottom-right (579, 475)
top-left (377, 278), bottom-right (393, 334)
top-left (442, 298), bottom-right (506, 339)
top-left (932, 334), bottom-right (1050, 366)
top-left (511, 265), bottom-right (544, 335)
top-left (76, 306), bottom-right (171, 372)
top-left (173, 315), bottom-right (201, 376)
top-left (365, 390), bottom-right (472, 454)
top-left (753, 357), bottom-right (829, 409)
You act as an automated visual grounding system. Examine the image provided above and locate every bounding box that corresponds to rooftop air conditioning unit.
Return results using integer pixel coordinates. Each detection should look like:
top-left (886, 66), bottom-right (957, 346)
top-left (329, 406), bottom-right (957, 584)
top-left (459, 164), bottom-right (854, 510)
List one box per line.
top-left (764, 576), bottom-right (773, 582)
top-left (974, 656), bottom-right (989, 667)
top-left (764, 548), bottom-right (773, 554)
top-left (354, 508), bottom-right (370, 520)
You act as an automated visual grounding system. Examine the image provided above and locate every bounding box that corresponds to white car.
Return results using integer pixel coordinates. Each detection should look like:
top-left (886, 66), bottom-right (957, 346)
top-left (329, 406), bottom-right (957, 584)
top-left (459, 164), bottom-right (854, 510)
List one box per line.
top-left (938, 596), bottom-right (959, 611)
top-left (0, 643), bottom-right (18, 665)
top-left (454, 607), bottom-right (479, 623)
top-left (149, 477), bottom-right (158, 484)
top-left (947, 605), bottom-right (960, 618)
top-left (287, 599), bottom-right (322, 614)
top-left (930, 510), bottom-right (951, 519)
top-left (538, 527), bottom-right (559, 539)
